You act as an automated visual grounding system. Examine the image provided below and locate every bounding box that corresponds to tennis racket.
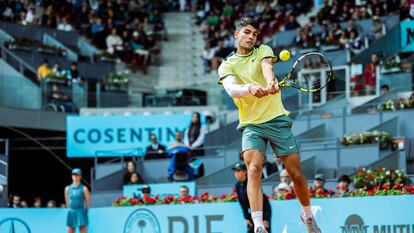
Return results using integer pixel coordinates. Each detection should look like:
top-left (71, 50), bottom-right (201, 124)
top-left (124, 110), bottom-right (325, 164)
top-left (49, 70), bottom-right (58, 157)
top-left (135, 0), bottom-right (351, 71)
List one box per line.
top-left (266, 52), bottom-right (334, 92)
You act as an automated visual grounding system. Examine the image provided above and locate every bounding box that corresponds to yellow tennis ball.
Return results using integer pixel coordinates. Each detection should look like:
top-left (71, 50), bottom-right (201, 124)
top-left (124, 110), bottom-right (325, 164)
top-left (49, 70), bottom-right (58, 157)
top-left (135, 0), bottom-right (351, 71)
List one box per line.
top-left (279, 50), bottom-right (291, 61)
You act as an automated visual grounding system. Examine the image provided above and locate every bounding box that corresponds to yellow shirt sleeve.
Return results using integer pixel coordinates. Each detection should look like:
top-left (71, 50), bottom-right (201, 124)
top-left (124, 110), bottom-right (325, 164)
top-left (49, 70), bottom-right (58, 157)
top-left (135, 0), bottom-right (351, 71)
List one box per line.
top-left (217, 61), bottom-right (233, 84)
top-left (258, 44), bottom-right (274, 61)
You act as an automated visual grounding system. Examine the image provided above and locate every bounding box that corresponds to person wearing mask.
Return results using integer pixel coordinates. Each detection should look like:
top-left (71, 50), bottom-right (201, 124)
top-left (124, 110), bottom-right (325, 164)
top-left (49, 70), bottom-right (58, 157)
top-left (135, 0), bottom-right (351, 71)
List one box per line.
top-left (64, 168), bottom-right (90, 233)
top-left (184, 112), bottom-right (206, 156)
top-left (233, 161), bottom-right (271, 233)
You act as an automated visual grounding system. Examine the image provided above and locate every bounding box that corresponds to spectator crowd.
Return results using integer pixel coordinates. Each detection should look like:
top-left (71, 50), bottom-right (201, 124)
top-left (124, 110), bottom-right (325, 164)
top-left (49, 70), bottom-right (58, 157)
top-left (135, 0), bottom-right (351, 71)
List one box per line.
top-left (193, 0), bottom-right (400, 74)
top-left (1, 0), bottom-right (168, 73)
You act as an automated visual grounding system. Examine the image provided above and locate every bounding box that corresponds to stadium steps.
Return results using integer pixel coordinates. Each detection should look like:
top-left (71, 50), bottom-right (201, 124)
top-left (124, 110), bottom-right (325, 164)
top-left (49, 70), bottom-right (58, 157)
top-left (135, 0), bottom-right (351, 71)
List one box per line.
top-left (157, 13), bottom-right (204, 89)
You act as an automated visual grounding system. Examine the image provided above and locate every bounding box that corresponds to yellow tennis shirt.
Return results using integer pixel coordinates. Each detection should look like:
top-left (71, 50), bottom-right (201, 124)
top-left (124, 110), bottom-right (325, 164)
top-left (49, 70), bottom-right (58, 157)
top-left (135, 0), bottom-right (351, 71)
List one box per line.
top-left (218, 44), bottom-right (289, 127)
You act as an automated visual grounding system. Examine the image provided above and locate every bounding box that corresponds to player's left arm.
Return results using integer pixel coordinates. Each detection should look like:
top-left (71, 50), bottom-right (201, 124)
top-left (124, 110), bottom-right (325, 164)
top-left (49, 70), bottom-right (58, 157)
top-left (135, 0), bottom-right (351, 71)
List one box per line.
top-left (261, 58), bottom-right (279, 95)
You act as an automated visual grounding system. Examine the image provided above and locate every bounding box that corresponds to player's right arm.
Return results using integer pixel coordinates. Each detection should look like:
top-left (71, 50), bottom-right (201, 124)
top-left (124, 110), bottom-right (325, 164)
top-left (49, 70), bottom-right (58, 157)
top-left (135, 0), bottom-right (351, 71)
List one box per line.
top-left (222, 76), bottom-right (267, 98)
top-left (218, 62), bottom-right (267, 98)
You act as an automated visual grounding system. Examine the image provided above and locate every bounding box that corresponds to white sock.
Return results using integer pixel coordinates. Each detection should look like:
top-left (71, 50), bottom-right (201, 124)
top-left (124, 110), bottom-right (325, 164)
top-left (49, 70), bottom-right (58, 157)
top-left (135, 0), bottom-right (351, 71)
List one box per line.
top-left (302, 205), bottom-right (313, 219)
top-left (251, 211), bottom-right (264, 229)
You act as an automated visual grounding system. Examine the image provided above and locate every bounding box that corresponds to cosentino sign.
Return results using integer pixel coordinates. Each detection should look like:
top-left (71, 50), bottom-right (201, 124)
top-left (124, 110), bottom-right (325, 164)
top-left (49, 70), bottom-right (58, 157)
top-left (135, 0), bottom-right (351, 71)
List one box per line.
top-left (341, 214), bottom-right (414, 233)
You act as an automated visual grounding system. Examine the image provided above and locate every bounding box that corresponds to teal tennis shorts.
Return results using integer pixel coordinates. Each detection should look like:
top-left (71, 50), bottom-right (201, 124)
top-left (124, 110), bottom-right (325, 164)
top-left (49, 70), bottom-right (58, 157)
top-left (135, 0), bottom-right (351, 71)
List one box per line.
top-left (241, 115), bottom-right (299, 157)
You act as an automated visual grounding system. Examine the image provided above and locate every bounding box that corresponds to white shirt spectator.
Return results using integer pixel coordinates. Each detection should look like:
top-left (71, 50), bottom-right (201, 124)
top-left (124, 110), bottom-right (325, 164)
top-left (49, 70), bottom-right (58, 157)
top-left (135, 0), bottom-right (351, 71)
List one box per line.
top-left (58, 22), bottom-right (73, 31)
top-left (26, 9), bottom-right (35, 24)
top-left (202, 47), bottom-right (216, 60)
top-left (184, 125), bottom-right (207, 149)
top-left (106, 34), bottom-right (123, 54)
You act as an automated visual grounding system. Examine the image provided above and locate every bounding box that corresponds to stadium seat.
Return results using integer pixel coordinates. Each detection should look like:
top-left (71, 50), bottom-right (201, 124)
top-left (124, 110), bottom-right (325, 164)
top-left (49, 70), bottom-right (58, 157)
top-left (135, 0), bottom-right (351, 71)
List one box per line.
top-left (337, 166), bottom-right (357, 177)
top-left (316, 168), bottom-right (337, 179)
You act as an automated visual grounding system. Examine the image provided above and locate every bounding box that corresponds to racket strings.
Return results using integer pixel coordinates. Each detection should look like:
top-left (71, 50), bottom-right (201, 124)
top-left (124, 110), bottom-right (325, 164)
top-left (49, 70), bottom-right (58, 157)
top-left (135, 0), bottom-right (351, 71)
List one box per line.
top-left (294, 54), bottom-right (331, 91)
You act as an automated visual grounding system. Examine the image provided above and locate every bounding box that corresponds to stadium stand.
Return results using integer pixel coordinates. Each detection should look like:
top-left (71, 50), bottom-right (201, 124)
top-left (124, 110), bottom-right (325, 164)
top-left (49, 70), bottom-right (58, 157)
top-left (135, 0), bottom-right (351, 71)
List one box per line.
top-left (1, 1), bottom-right (414, 232)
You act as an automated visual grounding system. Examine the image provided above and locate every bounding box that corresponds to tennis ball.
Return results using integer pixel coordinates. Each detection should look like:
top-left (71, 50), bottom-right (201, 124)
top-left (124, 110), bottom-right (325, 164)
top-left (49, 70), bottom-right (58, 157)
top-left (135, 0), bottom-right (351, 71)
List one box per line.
top-left (279, 50), bottom-right (291, 61)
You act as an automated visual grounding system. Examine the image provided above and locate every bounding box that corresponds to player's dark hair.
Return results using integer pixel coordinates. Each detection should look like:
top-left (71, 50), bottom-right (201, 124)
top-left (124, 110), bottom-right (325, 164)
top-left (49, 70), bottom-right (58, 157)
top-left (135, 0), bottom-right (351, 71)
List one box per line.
top-left (235, 17), bottom-right (259, 31)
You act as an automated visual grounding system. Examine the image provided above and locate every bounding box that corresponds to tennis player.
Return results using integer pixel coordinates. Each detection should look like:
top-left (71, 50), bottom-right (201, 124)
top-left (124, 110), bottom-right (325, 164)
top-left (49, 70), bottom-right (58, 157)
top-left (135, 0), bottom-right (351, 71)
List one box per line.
top-left (218, 17), bottom-right (321, 233)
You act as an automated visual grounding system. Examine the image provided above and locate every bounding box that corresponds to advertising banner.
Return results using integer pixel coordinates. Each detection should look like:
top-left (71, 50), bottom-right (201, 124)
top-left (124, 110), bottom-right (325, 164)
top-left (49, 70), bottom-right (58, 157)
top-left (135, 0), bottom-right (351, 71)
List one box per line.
top-left (123, 182), bottom-right (196, 198)
top-left (66, 114), bottom-right (192, 157)
top-left (401, 21), bottom-right (414, 52)
top-left (1, 195), bottom-right (413, 233)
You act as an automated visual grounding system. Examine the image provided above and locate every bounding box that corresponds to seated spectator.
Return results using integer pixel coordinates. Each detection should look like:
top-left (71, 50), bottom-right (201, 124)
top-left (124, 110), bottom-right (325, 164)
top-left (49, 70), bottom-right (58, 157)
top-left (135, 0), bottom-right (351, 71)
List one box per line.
top-left (380, 84), bottom-right (389, 95)
top-left (57, 16), bottom-right (73, 31)
top-left (319, 23), bottom-right (329, 42)
top-left (279, 169), bottom-right (291, 185)
top-left (284, 15), bottom-right (301, 31)
top-left (145, 134), bottom-right (167, 158)
top-left (169, 131), bottom-right (187, 149)
top-left (347, 31), bottom-right (365, 56)
top-left (273, 182), bottom-right (291, 199)
top-left (47, 83), bottom-right (73, 112)
top-left (184, 112), bottom-right (206, 156)
top-left (312, 173), bottom-right (329, 194)
top-left (9, 194), bottom-right (21, 208)
top-left (167, 144), bottom-right (194, 181)
top-left (129, 172), bottom-right (143, 185)
top-left (331, 22), bottom-right (343, 38)
top-left (47, 200), bottom-right (57, 208)
top-left (337, 175), bottom-right (351, 196)
top-left (131, 31), bottom-right (149, 62)
top-left (338, 31), bottom-right (349, 48)
top-left (211, 40), bottom-right (233, 70)
top-left (52, 62), bottom-right (66, 79)
top-left (145, 33), bottom-right (160, 65)
top-left (370, 15), bottom-right (384, 41)
top-left (40, 6), bottom-right (57, 28)
top-left (188, 153), bottom-right (204, 179)
top-left (76, 5), bottom-right (90, 33)
top-left (33, 197), bottom-right (42, 208)
top-left (202, 43), bottom-right (216, 74)
top-left (66, 62), bottom-right (81, 83)
top-left (106, 28), bottom-right (124, 56)
top-left (140, 185), bottom-right (151, 198)
top-left (123, 161), bottom-right (144, 185)
top-left (90, 17), bottom-right (106, 48)
top-left (292, 28), bottom-right (303, 46)
top-left (20, 200), bottom-right (28, 208)
top-left (179, 185), bottom-right (190, 199)
top-left (345, 19), bottom-right (361, 37)
top-left (363, 53), bottom-right (379, 95)
top-left (325, 31), bottom-right (338, 45)
top-left (37, 59), bottom-right (52, 81)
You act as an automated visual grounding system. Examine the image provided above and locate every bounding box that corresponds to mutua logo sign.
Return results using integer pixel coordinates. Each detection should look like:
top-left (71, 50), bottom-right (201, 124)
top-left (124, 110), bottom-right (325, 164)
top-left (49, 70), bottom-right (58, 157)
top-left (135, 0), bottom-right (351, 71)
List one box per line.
top-left (341, 214), bottom-right (414, 233)
top-left (341, 214), bottom-right (368, 233)
top-left (0, 218), bottom-right (31, 233)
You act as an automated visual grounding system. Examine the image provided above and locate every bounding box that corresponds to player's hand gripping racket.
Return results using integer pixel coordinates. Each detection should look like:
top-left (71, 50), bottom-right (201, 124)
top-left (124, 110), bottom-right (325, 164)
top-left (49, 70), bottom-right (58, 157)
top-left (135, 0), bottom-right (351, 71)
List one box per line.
top-left (266, 52), bottom-right (334, 92)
